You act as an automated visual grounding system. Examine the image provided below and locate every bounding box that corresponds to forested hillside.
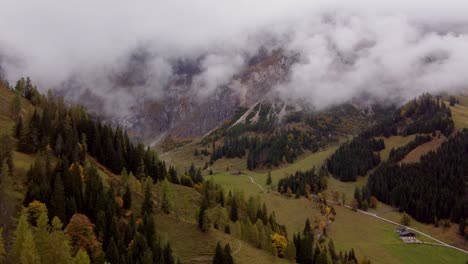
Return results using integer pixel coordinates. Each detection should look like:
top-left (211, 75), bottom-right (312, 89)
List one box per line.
top-left (0, 78), bottom-right (372, 264)
top-left (0, 78), bottom-right (179, 263)
top-left (367, 130), bottom-right (468, 224)
top-left (327, 94), bottom-right (455, 182)
top-left (204, 102), bottom-right (392, 170)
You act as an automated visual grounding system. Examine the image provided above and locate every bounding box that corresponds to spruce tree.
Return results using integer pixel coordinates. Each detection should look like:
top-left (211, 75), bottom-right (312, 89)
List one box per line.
top-left (74, 249), bottom-right (91, 264)
top-left (123, 185), bottom-right (132, 210)
top-left (11, 211), bottom-right (40, 264)
top-left (212, 242), bottom-right (224, 264)
top-left (0, 227), bottom-right (5, 264)
top-left (163, 243), bottom-right (175, 264)
top-left (50, 174), bottom-right (66, 223)
top-left (230, 198), bottom-right (238, 222)
top-left (162, 186), bottom-right (171, 214)
top-left (266, 171), bottom-right (272, 185)
top-left (106, 237), bottom-right (120, 264)
top-left (223, 244), bottom-right (234, 264)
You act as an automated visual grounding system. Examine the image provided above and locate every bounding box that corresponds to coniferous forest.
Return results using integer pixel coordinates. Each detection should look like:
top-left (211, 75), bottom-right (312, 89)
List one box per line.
top-left (326, 137), bottom-right (384, 182)
top-left (367, 129), bottom-right (468, 223)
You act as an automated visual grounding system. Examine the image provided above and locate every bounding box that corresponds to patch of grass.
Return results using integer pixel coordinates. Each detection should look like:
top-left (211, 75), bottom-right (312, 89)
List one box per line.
top-left (155, 214), bottom-right (292, 264)
top-left (400, 135), bottom-right (445, 164)
top-left (329, 206), bottom-right (468, 264)
top-left (379, 135), bottom-right (416, 161)
top-left (449, 103), bottom-right (468, 130)
top-left (377, 210), bottom-right (468, 251)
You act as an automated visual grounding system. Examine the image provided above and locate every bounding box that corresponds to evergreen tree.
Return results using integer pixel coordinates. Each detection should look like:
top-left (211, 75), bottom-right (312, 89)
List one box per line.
top-left (212, 242), bottom-right (224, 264)
top-left (9, 91), bottom-right (22, 120)
top-left (74, 249), bottom-right (91, 264)
top-left (11, 211), bottom-right (40, 264)
top-left (303, 218), bottom-right (312, 237)
top-left (123, 185), bottom-right (132, 210)
top-left (50, 174), bottom-right (66, 223)
top-left (223, 244), bottom-right (234, 264)
top-left (230, 198), bottom-right (238, 222)
top-left (141, 183), bottom-right (154, 215)
top-left (0, 227), bottom-right (5, 264)
top-left (266, 171), bottom-right (272, 185)
top-left (198, 198), bottom-right (209, 232)
top-left (163, 243), bottom-right (175, 264)
top-left (162, 189), bottom-right (171, 214)
top-left (106, 237), bottom-right (120, 264)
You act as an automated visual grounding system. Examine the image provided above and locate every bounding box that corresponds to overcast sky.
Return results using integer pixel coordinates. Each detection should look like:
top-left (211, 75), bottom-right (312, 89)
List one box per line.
top-left (1, 0), bottom-right (468, 114)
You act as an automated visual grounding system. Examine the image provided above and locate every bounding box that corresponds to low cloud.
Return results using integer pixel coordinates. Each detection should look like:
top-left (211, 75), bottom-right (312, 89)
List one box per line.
top-left (1, 0), bottom-right (468, 115)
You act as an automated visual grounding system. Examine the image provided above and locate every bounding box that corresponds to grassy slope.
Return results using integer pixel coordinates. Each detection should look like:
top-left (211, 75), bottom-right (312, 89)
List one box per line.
top-left (0, 85), bottom-right (36, 243)
top-left (448, 96), bottom-right (468, 130)
top-left (156, 214), bottom-right (291, 264)
top-left (400, 135), bottom-right (445, 164)
top-left (198, 142), bottom-right (467, 263)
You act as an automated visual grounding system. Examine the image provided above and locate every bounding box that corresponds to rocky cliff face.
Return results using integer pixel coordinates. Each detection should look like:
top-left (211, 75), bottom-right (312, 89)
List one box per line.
top-left (110, 49), bottom-right (298, 144)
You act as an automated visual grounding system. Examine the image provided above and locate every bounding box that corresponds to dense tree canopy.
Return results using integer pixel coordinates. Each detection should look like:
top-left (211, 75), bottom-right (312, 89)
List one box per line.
top-left (367, 130), bottom-right (468, 223)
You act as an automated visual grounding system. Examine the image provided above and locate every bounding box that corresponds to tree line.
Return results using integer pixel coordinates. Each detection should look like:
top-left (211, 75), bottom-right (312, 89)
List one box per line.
top-left (361, 94), bottom-right (454, 139)
top-left (277, 167), bottom-right (328, 197)
top-left (326, 137), bottom-right (384, 182)
top-left (197, 179), bottom-right (292, 259)
top-left (367, 129), bottom-right (468, 223)
top-left (2, 77), bottom-right (180, 263)
top-left (387, 135), bottom-right (432, 163)
top-left (10, 77), bottom-right (168, 182)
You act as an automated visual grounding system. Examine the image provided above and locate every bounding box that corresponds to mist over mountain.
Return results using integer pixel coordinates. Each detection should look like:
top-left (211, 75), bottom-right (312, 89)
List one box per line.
top-left (2, 0), bottom-right (468, 141)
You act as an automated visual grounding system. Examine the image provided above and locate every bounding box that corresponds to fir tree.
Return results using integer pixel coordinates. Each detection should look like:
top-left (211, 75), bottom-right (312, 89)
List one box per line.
top-left (230, 198), bottom-right (238, 222)
top-left (123, 185), bottom-right (132, 210)
top-left (266, 171), bottom-right (272, 186)
top-left (106, 237), bottom-right (120, 264)
top-left (12, 211), bottom-right (40, 264)
top-left (74, 249), bottom-right (91, 264)
top-left (223, 244), bottom-right (234, 264)
top-left (0, 227), bottom-right (5, 264)
top-left (212, 242), bottom-right (224, 264)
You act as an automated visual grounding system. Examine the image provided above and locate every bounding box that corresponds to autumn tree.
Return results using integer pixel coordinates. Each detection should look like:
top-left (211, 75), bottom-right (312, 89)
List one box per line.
top-left (401, 212), bottom-right (411, 226)
top-left (11, 211), bottom-right (40, 264)
top-left (64, 214), bottom-right (103, 259)
top-left (73, 249), bottom-right (91, 264)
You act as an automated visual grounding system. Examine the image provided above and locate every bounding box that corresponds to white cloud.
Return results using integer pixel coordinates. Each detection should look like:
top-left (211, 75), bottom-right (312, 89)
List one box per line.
top-left (1, 0), bottom-right (468, 114)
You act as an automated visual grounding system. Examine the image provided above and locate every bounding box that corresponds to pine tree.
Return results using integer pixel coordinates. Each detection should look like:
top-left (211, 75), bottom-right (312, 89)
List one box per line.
top-left (401, 212), bottom-right (411, 226)
top-left (20, 226), bottom-right (41, 264)
top-left (9, 91), bottom-right (22, 120)
top-left (212, 242), bottom-right (224, 264)
top-left (11, 210), bottom-right (41, 264)
top-left (266, 171), bottom-right (272, 185)
top-left (123, 185), bottom-right (132, 210)
top-left (74, 249), bottom-right (91, 264)
top-left (162, 191), bottom-right (171, 214)
top-left (163, 243), bottom-right (175, 264)
top-left (223, 244), bottom-right (234, 264)
top-left (50, 174), bottom-right (66, 223)
top-left (141, 183), bottom-right (154, 215)
top-left (106, 237), bottom-right (120, 264)
top-left (198, 198), bottom-right (208, 232)
top-left (303, 218), bottom-right (312, 237)
top-left (0, 227), bottom-right (5, 264)
top-left (48, 217), bottom-right (73, 264)
top-left (230, 198), bottom-right (238, 222)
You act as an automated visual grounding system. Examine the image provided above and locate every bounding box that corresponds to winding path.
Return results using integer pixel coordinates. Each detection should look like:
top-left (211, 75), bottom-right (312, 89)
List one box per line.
top-left (248, 176), bottom-right (265, 191)
top-left (246, 174), bottom-right (468, 255)
top-left (232, 238), bottom-right (242, 255)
